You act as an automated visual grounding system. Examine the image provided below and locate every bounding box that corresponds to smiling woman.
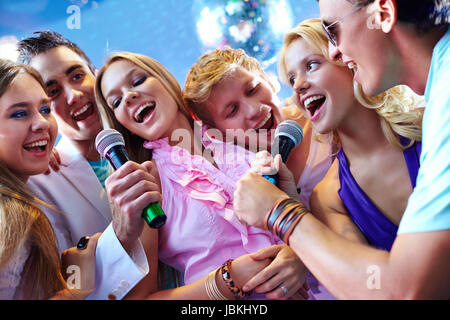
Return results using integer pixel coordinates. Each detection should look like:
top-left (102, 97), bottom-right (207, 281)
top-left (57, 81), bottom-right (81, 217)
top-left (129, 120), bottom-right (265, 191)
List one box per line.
top-left (0, 62), bottom-right (58, 181)
top-left (93, 51), bottom-right (312, 301)
top-left (0, 59), bottom-right (97, 300)
top-left (233, 17), bottom-right (424, 256)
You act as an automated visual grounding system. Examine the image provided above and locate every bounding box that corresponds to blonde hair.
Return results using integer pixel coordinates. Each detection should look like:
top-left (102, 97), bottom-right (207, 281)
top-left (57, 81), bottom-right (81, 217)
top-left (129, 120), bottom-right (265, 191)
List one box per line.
top-left (183, 46), bottom-right (275, 125)
top-left (95, 52), bottom-right (189, 163)
top-left (278, 18), bottom-right (423, 150)
top-left (0, 59), bottom-right (66, 299)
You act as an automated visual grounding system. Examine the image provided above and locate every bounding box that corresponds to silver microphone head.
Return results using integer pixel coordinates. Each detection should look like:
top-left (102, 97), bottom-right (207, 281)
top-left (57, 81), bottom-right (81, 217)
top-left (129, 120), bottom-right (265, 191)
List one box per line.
top-left (95, 129), bottom-right (126, 157)
top-left (275, 120), bottom-right (303, 146)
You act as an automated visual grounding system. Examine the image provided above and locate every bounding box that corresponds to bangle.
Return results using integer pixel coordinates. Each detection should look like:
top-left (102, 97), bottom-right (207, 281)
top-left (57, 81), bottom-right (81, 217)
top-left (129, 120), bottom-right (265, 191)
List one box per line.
top-left (273, 202), bottom-right (299, 239)
top-left (205, 268), bottom-right (229, 300)
top-left (267, 198), bottom-right (309, 245)
top-left (221, 259), bottom-right (250, 299)
top-left (265, 198), bottom-right (296, 231)
top-left (282, 206), bottom-right (308, 245)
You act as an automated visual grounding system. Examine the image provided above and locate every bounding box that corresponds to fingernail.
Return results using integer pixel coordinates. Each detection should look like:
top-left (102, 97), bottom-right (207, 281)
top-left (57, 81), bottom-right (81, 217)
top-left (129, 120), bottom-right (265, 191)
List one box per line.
top-left (243, 285), bottom-right (249, 292)
top-left (77, 236), bottom-right (90, 250)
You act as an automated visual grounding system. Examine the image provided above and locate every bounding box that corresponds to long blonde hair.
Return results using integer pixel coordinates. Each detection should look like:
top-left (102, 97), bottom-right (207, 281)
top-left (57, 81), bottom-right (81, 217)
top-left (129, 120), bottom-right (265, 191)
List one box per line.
top-left (0, 60), bottom-right (66, 299)
top-left (183, 46), bottom-right (276, 125)
top-left (95, 52), bottom-right (190, 163)
top-left (95, 53), bottom-right (186, 289)
top-left (278, 18), bottom-right (423, 150)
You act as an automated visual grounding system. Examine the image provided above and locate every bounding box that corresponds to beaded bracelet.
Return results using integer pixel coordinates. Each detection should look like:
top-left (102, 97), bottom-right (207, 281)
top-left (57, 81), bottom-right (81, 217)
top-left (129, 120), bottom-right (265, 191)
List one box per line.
top-left (220, 259), bottom-right (251, 299)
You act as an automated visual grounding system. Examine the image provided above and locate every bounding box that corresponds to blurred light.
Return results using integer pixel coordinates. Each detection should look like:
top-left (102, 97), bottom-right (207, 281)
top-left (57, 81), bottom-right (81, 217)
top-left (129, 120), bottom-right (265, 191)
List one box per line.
top-left (0, 36), bottom-right (19, 62)
top-left (197, 7), bottom-right (225, 47)
top-left (193, 0), bottom-right (294, 68)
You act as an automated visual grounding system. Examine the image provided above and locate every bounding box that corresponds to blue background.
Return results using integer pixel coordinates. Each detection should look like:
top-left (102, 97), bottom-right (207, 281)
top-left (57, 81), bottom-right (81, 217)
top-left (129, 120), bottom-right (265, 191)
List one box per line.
top-left (0, 0), bottom-right (320, 100)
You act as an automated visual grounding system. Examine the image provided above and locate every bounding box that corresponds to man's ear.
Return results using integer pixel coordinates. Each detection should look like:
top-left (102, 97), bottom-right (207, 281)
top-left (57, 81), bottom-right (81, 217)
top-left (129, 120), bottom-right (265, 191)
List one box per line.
top-left (374, 0), bottom-right (397, 33)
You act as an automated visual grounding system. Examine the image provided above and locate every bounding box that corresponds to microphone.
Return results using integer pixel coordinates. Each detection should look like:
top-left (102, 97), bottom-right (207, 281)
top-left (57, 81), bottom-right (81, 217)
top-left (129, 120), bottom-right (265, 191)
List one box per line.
top-left (95, 129), bottom-right (166, 229)
top-left (263, 120), bottom-right (303, 185)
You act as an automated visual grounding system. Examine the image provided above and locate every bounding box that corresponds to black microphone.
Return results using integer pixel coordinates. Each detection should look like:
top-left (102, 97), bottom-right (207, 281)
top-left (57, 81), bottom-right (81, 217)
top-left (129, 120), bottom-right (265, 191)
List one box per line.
top-left (95, 129), bottom-right (166, 229)
top-left (263, 120), bottom-right (303, 185)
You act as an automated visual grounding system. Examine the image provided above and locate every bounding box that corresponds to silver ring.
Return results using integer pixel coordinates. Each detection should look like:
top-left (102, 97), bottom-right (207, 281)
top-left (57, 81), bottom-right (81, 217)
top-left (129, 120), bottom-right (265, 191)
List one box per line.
top-left (279, 285), bottom-right (288, 296)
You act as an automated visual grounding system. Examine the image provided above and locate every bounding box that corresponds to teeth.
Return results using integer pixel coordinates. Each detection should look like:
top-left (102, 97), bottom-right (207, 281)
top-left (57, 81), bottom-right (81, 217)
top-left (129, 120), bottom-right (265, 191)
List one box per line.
top-left (72, 104), bottom-right (90, 118)
top-left (255, 111), bottom-right (272, 130)
top-left (134, 102), bottom-right (155, 121)
top-left (348, 62), bottom-right (357, 70)
top-left (304, 95), bottom-right (325, 108)
top-left (25, 140), bottom-right (48, 148)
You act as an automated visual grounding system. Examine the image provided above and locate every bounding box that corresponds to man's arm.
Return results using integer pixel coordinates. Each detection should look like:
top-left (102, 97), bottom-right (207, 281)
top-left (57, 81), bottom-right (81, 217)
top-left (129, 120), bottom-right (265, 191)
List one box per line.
top-left (289, 214), bottom-right (450, 299)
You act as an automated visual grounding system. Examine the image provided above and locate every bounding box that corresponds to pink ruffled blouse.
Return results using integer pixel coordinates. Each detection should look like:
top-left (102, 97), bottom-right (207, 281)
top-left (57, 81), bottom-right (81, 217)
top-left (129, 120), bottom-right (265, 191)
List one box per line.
top-left (143, 137), bottom-right (282, 285)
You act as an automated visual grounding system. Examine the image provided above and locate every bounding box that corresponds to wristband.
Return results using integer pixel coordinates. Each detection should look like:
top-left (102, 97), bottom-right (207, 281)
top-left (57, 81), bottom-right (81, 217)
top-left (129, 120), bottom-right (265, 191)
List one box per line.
top-left (265, 198), bottom-right (296, 231)
top-left (267, 198), bottom-right (309, 244)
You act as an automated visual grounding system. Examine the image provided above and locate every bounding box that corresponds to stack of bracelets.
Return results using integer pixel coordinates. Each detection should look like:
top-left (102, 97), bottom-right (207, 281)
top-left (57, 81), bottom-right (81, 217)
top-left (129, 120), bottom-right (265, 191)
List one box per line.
top-left (265, 197), bottom-right (309, 245)
top-left (205, 198), bottom-right (308, 300)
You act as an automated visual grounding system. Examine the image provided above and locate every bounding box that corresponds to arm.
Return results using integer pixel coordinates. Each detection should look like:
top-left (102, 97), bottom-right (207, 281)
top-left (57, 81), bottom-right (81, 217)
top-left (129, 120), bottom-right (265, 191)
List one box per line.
top-left (127, 252), bottom-right (272, 300)
top-left (289, 215), bottom-right (450, 299)
top-left (87, 160), bottom-right (161, 300)
top-left (234, 172), bottom-right (450, 299)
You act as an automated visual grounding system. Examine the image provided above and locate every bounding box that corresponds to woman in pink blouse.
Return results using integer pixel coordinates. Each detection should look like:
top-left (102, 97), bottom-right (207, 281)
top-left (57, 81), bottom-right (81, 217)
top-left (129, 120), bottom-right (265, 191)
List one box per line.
top-left (95, 52), bottom-right (309, 300)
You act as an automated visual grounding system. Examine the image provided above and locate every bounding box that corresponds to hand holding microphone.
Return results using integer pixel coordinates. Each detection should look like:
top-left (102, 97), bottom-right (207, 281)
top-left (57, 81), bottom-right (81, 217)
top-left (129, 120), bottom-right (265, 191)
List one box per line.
top-left (262, 120), bottom-right (303, 185)
top-left (95, 129), bottom-right (166, 250)
top-left (251, 152), bottom-right (299, 200)
top-left (253, 120), bottom-right (302, 199)
top-left (234, 121), bottom-right (303, 229)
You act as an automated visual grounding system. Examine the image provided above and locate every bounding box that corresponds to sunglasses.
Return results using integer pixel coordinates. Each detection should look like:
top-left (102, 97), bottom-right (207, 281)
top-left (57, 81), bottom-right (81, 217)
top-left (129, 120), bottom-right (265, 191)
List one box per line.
top-left (322, 4), bottom-right (368, 47)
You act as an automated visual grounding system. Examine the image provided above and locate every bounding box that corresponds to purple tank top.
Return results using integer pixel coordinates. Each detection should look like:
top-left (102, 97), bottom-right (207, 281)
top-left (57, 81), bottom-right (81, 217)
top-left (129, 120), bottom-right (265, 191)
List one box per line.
top-left (337, 137), bottom-right (422, 251)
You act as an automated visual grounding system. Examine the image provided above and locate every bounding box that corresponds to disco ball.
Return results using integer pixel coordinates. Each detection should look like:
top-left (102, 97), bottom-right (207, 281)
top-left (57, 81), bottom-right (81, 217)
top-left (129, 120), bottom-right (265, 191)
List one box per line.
top-left (193, 0), bottom-right (294, 68)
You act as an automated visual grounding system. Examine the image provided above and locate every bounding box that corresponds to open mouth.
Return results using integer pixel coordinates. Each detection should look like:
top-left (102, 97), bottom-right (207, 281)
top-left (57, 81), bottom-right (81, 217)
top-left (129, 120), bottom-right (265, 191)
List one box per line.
top-left (71, 103), bottom-right (94, 121)
top-left (23, 140), bottom-right (48, 153)
top-left (134, 102), bottom-right (156, 123)
top-left (255, 112), bottom-right (275, 132)
top-left (304, 95), bottom-right (326, 119)
top-left (347, 62), bottom-right (358, 77)
top-left (348, 62), bottom-right (357, 71)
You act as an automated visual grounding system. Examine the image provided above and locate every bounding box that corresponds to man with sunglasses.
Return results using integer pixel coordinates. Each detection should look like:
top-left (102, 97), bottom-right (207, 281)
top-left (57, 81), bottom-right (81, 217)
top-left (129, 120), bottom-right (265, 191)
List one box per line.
top-left (319, 0), bottom-right (450, 296)
top-left (233, 0), bottom-right (449, 299)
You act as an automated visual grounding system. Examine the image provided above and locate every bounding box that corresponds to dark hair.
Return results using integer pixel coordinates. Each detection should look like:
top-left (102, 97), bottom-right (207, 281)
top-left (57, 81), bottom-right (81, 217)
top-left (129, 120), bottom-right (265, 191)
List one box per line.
top-left (17, 30), bottom-right (96, 74)
top-left (350, 0), bottom-right (449, 32)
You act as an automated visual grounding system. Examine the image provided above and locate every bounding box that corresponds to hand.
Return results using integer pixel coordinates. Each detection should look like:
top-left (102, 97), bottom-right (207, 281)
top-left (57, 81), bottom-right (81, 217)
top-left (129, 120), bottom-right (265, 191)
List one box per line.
top-left (242, 244), bottom-right (309, 300)
top-left (105, 161), bottom-right (162, 253)
top-left (250, 152), bottom-right (299, 200)
top-left (60, 233), bottom-right (101, 298)
top-left (293, 282), bottom-right (310, 300)
top-left (228, 254), bottom-right (272, 289)
top-left (234, 171), bottom-right (290, 229)
top-left (45, 148), bottom-right (61, 174)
